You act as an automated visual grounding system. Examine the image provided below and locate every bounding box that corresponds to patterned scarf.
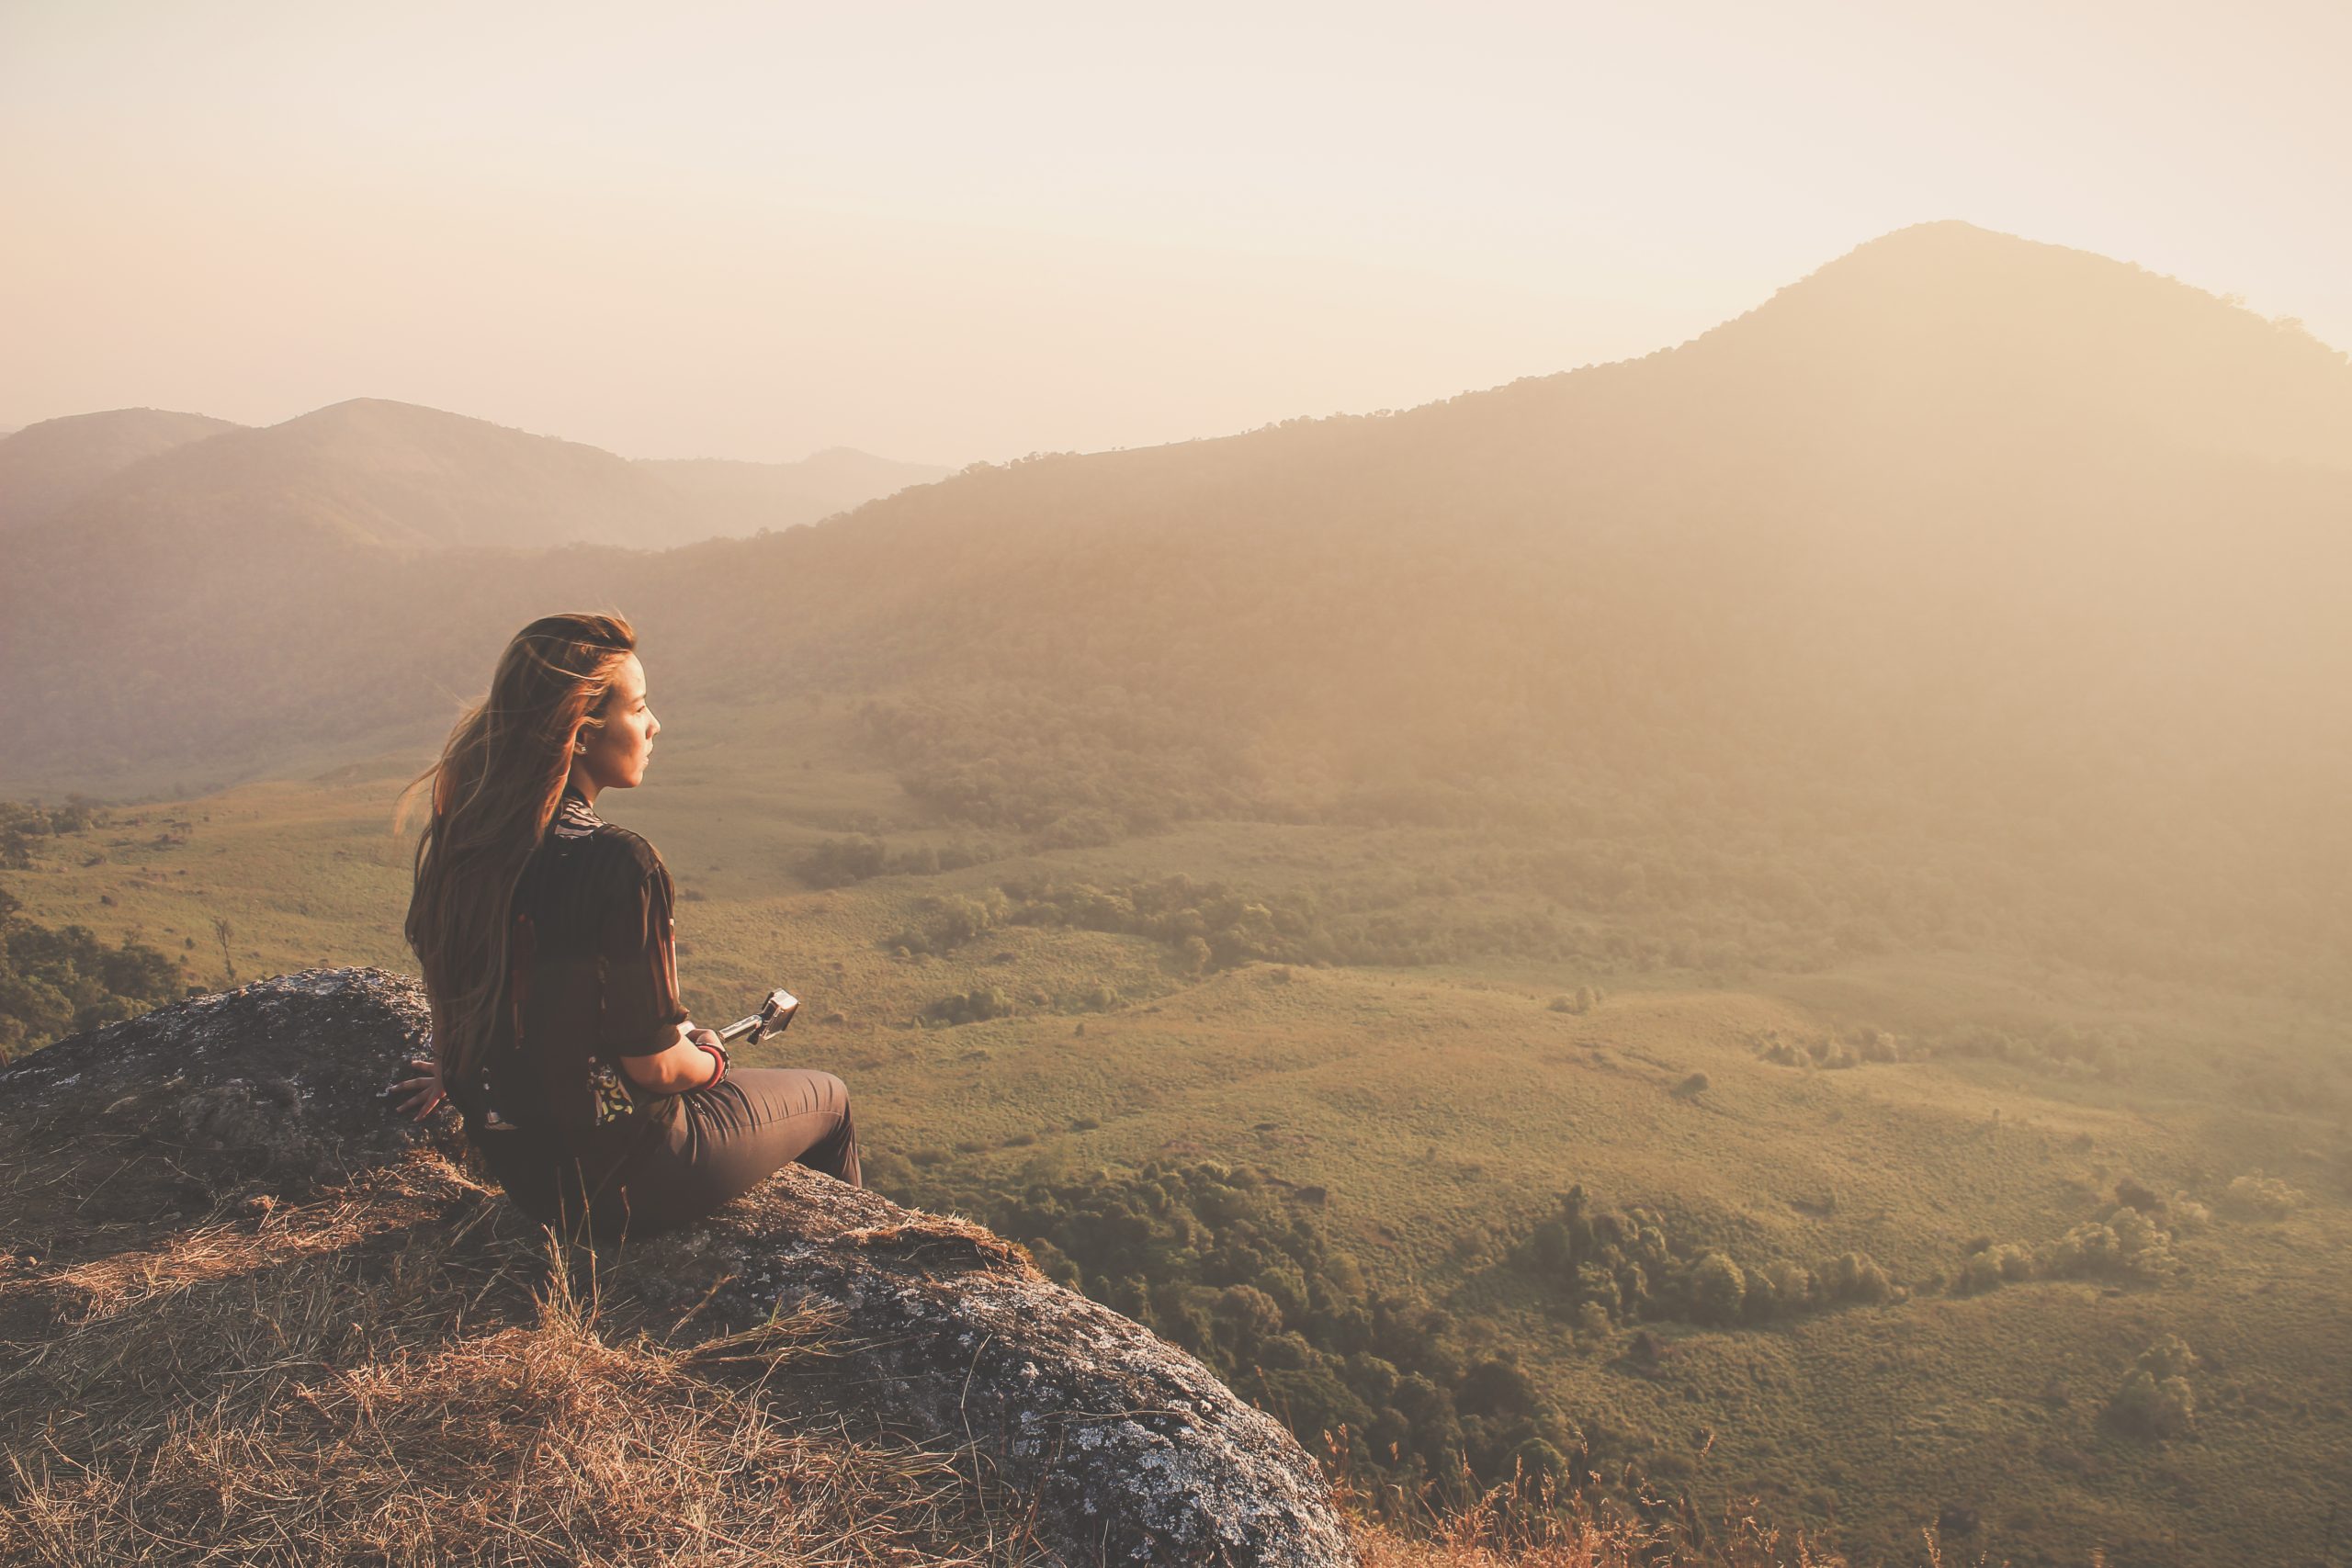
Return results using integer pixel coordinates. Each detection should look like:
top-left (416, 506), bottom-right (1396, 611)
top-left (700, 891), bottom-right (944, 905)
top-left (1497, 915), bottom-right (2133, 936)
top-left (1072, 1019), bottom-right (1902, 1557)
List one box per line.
top-left (551, 788), bottom-right (601, 841)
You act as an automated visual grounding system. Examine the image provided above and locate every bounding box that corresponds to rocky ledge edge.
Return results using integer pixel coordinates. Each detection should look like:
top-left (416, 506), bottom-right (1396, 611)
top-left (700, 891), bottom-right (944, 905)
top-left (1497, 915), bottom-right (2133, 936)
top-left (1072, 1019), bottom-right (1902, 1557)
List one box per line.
top-left (0, 966), bottom-right (1355, 1567)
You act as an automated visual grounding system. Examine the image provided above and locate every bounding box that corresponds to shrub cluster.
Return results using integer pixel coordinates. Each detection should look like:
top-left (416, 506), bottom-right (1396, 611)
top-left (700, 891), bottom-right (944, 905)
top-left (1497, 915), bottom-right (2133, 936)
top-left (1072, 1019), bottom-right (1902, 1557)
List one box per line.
top-left (0, 797), bottom-right (106, 869)
top-left (885, 891), bottom-right (1010, 957)
top-left (1510, 1186), bottom-right (1895, 1329)
top-left (2109, 1335), bottom-right (2199, 1438)
top-left (1953, 1203), bottom-right (2179, 1294)
top-left (921, 986), bottom-right (1011, 1026)
top-left (0, 885), bottom-right (185, 1060)
top-left (794, 834), bottom-right (996, 889)
top-left (1748, 1025), bottom-right (1906, 1069)
top-left (1000, 873), bottom-right (1568, 971)
top-left (1001, 874), bottom-right (1333, 969)
top-left (2220, 1173), bottom-right (2301, 1218)
top-left (1748, 1019), bottom-right (2138, 1080)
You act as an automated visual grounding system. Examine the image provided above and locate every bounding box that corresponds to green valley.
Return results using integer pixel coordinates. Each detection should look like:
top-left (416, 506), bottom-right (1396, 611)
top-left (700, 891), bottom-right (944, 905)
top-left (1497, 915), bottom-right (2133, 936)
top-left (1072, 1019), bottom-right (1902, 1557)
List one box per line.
top-left (8, 712), bottom-right (2345, 1566)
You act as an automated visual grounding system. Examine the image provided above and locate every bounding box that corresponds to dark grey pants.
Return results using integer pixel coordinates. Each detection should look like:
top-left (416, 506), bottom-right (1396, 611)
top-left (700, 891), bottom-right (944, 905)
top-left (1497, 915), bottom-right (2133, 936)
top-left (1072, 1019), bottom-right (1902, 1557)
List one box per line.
top-left (488, 1066), bottom-right (861, 1244)
top-left (621, 1066), bottom-right (862, 1237)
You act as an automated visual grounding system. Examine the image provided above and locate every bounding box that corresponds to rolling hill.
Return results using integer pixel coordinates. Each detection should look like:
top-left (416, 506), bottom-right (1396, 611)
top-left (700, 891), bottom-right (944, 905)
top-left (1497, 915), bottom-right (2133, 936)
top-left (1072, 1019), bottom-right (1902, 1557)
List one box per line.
top-left (5, 222), bottom-right (2348, 995)
top-left (0, 400), bottom-right (954, 786)
top-left (600, 223), bottom-right (2350, 991)
top-left (41, 397), bottom-right (715, 555)
top-left (0, 407), bottom-right (244, 534)
top-left (0, 397), bottom-right (950, 567)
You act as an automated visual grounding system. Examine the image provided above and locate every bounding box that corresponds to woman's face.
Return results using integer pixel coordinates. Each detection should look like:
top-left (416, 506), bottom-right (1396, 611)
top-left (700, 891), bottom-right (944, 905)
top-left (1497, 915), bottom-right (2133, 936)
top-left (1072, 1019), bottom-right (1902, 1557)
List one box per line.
top-left (575, 654), bottom-right (660, 794)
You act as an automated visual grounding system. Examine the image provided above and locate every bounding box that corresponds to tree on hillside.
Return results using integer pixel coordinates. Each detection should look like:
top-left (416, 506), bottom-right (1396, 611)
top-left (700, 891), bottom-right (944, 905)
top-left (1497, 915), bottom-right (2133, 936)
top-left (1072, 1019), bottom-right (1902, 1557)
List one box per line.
top-left (1690, 1253), bottom-right (1747, 1325)
top-left (2109, 1335), bottom-right (2199, 1438)
top-left (0, 886), bottom-right (186, 1060)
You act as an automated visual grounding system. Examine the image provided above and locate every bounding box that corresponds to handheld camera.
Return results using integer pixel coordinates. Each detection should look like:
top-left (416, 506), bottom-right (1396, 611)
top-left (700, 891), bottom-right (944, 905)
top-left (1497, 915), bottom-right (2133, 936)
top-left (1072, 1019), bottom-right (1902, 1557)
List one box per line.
top-left (716, 987), bottom-right (798, 1046)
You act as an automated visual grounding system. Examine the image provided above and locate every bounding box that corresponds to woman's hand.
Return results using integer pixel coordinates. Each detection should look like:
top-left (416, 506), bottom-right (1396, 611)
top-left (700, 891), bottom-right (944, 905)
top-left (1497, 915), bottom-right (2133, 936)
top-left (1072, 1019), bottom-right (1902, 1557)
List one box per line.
top-left (390, 1055), bottom-right (445, 1120)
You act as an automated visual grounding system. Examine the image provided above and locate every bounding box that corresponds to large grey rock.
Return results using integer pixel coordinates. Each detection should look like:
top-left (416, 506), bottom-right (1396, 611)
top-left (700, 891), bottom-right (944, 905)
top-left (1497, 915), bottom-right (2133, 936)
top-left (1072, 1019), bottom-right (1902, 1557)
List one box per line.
top-left (636, 1169), bottom-right (1352, 1567)
top-left (0, 966), bottom-right (452, 1190)
top-left (0, 968), bottom-right (1356, 1567)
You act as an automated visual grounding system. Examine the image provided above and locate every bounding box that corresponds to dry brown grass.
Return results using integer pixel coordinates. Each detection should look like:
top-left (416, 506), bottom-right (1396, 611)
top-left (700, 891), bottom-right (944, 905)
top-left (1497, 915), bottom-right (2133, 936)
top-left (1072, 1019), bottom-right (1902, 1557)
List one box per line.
top-left (1340, 1471), bottom-right (1855, 1568)
top-left (0, 1138), bottom-right (2016, 1568)
top-left (1349, 1518), bottom-right (1854, 1568)
top-left (1342, 1474), bottom-right (2045, 1568)
top-left (0, 1152), bottom-right (1035, 1566)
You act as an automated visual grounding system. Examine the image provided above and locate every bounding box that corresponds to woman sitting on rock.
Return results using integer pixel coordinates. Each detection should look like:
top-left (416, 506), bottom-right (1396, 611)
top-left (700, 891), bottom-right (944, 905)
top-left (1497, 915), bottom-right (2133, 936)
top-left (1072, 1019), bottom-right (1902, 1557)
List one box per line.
top-left (390, 611), bottom-right (858, 1240)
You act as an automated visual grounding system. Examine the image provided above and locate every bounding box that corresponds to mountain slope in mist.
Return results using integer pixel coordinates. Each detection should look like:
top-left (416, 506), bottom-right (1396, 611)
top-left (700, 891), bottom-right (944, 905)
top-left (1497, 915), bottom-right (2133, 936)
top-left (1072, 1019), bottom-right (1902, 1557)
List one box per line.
top-left (639, 448), bottom-right (954, 536)
top-left (674, 221), bottom-right (2351, 803)
top-left (43, 398), bottom-right (712, 556)
top-left (1658, 217), bottom-right (2352, 470)
top-left (0, 408), bottom-right (244, 534)
top-left (7, 399), bottom-right (950, 563)
top-left (6, 223), bottom-right (2348, 982)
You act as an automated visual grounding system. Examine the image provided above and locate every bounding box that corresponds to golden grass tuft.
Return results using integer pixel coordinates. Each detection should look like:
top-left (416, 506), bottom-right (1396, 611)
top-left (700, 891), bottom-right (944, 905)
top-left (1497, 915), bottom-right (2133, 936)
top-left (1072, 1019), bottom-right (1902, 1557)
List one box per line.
top-left (839, 1214), bottom-right (1035, 1273)
top-left (1340, 1465), bottom-right (1854, 1568)
top-left (0, 1152), bottom-right (1030, 1566)
top-left (1350, 1517), bottom-right (1850, 1568)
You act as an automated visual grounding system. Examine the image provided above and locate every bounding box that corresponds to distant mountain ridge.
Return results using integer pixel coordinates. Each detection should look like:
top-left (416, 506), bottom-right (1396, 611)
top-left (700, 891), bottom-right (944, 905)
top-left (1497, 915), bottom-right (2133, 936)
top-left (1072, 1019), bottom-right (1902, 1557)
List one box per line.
top-left (670, 220), bottom-right (2349, 750)
top-left (0, 399), bottom-right (949, 558)
top-left (5, 223), bottom-right (2347, 953)
top-left (0, 408), bottom-right (245, 534)
top-left (44, 399), bottom-right (703, 555)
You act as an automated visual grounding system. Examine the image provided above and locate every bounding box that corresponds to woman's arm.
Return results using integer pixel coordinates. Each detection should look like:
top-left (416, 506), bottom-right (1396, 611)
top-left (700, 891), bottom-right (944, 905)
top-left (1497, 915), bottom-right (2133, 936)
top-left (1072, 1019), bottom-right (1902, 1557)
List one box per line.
top-left (618, 1022), bottom-right (725, 1093)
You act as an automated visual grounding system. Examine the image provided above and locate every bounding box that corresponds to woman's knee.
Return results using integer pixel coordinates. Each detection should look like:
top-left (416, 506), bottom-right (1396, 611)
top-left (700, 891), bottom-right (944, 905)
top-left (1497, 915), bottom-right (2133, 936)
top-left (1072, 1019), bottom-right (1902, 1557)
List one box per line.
top-left (765, 1067), bottom-right (848, 1122)
top-left (718, 1066), bottom-right (847, 1124)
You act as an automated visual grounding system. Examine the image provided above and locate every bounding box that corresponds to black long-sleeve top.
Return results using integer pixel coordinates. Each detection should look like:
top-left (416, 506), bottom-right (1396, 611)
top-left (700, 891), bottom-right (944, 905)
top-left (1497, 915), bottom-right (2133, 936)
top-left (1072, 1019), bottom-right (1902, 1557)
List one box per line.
top-left (478, 789), bottom-right (690, 1210)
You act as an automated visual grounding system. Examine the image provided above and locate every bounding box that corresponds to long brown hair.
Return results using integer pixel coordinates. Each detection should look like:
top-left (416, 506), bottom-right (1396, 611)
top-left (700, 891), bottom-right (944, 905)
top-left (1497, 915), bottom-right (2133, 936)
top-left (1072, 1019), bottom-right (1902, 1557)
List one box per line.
top-left (402, 612), bottom-right (638, 1094)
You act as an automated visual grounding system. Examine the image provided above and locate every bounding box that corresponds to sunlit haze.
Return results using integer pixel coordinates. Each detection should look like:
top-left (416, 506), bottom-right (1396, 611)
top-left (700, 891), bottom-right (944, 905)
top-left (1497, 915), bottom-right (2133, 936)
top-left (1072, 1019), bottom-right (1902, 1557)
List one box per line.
top-left (4, 0), bottom-right (2346, 462)
top-left (6, 9), bottom-right (2352, 1564)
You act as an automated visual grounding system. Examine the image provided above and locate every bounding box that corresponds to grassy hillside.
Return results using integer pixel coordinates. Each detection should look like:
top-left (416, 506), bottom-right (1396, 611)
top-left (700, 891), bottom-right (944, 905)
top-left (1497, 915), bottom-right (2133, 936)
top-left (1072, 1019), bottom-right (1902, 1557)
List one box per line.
top-left (8, 729), bottom-right (2345, 1567)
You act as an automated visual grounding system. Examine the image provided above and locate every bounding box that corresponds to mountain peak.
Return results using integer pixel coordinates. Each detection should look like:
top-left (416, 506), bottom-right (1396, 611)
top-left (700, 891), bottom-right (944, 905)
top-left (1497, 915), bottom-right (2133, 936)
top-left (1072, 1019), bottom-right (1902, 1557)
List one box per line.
top-left (1835, 217), bottom-right (2038, 257)
top-left (272, 397), bottom-right (551, 445)
top-left (1670, 220), bottom-right (2352, 468)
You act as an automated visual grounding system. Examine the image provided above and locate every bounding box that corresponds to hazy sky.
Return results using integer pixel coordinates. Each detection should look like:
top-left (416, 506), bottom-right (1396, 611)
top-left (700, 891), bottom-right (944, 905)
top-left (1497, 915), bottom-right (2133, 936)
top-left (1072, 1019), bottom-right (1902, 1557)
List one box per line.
top-left (4, 1), bottom-right (2345, 465)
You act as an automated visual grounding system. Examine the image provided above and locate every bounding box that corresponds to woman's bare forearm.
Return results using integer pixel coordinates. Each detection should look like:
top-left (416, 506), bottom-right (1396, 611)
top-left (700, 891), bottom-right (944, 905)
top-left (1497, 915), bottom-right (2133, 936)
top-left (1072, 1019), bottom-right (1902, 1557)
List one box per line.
top-left (618, 1025), bottom-right (722, 1092)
